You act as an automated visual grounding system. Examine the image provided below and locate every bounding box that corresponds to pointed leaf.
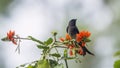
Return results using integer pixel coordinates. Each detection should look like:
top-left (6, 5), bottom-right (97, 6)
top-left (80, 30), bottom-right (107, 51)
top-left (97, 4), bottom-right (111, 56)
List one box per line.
top-left (44, 38), bottom-right (53, 46)
top-left (1, 37), bottom-right (10, 41)
top-left (37, 45), bottom-right (49, 50)
top-left (50, 53), bottom-right (61, 58)
top-left (84, 38), bottom-right (91, 42)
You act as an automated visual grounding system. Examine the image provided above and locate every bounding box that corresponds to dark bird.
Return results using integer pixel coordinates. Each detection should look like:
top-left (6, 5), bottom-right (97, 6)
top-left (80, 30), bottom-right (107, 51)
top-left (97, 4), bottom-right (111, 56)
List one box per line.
top-left (66, 19), bottom-right (79, 39)
top-left (66, 19), bottom-right (94, 56)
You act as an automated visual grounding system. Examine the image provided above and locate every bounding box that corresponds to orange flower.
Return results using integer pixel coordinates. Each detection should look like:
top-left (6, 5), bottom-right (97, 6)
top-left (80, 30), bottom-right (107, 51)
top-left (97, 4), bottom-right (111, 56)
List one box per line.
top-left (78, 47), bottom-right (84, 55)
top-left (69, 49), bottom-right (73, 56)
top-left (60, 37), bottom-right (65, 42)
top-left (65, 33), bottom-right (72, 40)
top-left (68, 45), bottom-right (75, 56)
top-left (76, 31), bottom-right (91, 42)
top-left (82, 42), bottom-right (85, 47)
top-left (7, 30), bottom-right (15, 40)
top-left (7, 30), bottom-right (17, 45)
top-left (68, 45), bottom-right (74, 49)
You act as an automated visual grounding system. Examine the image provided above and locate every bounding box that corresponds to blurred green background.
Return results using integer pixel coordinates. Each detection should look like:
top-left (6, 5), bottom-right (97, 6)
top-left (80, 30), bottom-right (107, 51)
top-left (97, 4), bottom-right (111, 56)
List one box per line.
top-left (0, 0), bottom-right (120, 68)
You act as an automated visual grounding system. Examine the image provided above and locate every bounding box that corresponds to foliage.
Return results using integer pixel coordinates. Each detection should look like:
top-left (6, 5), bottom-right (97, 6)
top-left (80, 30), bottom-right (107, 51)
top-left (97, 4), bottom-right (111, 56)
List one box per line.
top-left (114, 60), bottom-right (120, 68)
top-left (1, 30), bottom-right (93, 68)
top-left (114, 50), bottom-right (120, 57)
top-left (114, 50), bottom-right (120, 68)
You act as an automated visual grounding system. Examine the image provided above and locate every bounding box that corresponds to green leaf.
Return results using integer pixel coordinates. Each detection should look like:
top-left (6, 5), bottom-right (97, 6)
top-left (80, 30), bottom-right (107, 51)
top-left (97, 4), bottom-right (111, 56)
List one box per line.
top-left (37, 45), bottom-right (49, 50)
top-left (1, 37), bottom-right (10, 41)
top-left (64, 49), bottom-right (68, 58)
top-left (50, 53), bottom-right (61, 58)
top-left (114, 60), bottom-right (120, 68)
top-left (27, 65), bottom-right (34, 68)
top-left (44, 38), bottom-right (53, 46)
top-left (114, 51), bottom-right (120, 57)
top-left (84, 38), bottom-right (91, 42)
top-left (28, 36), bottom-right (44, 44)
top-left (37, 59), bottom-right (50, 68)
top-left (49, 59), bottom-right (58, 68)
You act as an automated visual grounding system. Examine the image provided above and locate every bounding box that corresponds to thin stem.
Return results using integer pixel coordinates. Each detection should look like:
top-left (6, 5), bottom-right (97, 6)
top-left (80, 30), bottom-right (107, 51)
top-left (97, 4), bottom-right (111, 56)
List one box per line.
top-left (15, 36), bottom-right (21, 54)
top-left (14, 37), bottom-right (30, 40)
top-left (54, 46), bottom-right (68, 48)
top-left (65, 59), bottom-right (68, 68)
top-left (54, 47), bottom-right (59, 61)
top-left (54, 36), bottom-right (56, 42)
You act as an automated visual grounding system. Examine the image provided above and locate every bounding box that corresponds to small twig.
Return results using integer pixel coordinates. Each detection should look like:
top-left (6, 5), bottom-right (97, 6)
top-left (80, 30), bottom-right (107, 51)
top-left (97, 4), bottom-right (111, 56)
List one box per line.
top-left (15, 35), bottom-right (21, 54)
top-left (54, 47), bottom-right (59, 61)
top-left (54, 46), bottom-right (68, 48)
top-left (65, 59), bottom-right (68, 68)
top-left (14, 37), bottom-right (30, 40)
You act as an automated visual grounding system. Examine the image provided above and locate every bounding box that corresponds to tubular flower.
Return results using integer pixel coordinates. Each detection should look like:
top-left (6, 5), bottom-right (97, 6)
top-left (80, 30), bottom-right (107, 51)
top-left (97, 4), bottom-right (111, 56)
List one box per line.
top-left (60, 37), bottom-right (65, 42)
top-left (69, 49), bottom-right (73, 56)
top-left (78, 47), bottom-right (84, 55)
top-left (59, 33), bottom-right (72, 42)
top-left (82, 42), bottom-right (85, 47)
top-left (7, 30), bottom-right (17, 45)
top-left (68, 45), bottom-right (75, 56)
top-left (68, 45), bottom-right (74, 49)
top-left (65, 33), bottom-right (72, 40)
top-left (76, 31), bottom-right (91, 42)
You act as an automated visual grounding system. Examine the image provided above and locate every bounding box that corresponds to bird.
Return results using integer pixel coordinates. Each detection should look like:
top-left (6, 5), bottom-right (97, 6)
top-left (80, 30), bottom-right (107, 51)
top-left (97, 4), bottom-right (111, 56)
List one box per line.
top-left (66, 19), bottom-right (79, 39)
top-left (66, 19), bottom-right (94, 56)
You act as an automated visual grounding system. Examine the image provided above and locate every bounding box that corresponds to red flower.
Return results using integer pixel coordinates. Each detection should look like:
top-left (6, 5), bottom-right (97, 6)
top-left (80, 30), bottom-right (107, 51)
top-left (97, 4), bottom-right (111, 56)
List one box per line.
top-left (82, 42), bottom-right (85, 47)
top-left (7, 30), bottom-right (17, 45)
top-left (65, 33), bottom-right (72, 40)
top-left (76, 31), bottom-right (91, 42)
top-left (59, 33), bottom-right (72, 42)
top-left (68, 45), bottom-right (74, 49)
top-left (69, 50), bottom-right (73, 56)
top-left (60, 37), bottom-right (65, 42)
top-left (78, 47), bottom-right (84, 55)
top-left (68, 45), bottom-right (75, 56)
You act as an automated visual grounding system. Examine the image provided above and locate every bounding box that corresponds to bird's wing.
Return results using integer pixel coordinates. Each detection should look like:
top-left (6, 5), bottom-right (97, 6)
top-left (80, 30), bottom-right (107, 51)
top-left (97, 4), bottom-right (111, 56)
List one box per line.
top-left (66, 26), bottom-right (68, 33)
top-left (75, 26), bottom-right (79, 34)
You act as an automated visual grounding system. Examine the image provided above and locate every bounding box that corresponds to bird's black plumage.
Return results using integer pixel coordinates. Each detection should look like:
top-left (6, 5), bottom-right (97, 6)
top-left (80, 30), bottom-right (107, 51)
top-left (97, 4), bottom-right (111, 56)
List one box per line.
top-left (66, 19), bottom-right (79, 39)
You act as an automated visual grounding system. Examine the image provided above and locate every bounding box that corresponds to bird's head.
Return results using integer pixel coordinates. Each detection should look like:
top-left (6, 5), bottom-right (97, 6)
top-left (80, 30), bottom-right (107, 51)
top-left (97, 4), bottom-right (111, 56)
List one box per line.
top-left (69, 19), bottom-right (77, 26)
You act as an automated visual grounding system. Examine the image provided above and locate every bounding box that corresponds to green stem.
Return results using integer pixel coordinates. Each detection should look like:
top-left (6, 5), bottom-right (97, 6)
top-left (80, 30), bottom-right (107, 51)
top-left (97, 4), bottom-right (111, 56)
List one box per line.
top-left (65, 59), bottom-right (68, 68)
top-left (14, 37), bottom-right (30, 40)
top-left (54, 47), bottom-right (59, 61)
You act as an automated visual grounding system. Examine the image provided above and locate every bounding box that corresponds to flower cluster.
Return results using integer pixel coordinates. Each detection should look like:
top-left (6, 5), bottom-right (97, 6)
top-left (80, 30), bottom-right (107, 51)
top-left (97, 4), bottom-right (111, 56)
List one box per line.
top-left (76, 31), bottom-right (91, 42)
top-left (60, 31), bottom-right (93, 56)
top-left (76, 31), bottom-right (93, 55)
top-left (7, 30), bottom-right (17, 45)
top-left (60, 33), bottom-right (72, 41)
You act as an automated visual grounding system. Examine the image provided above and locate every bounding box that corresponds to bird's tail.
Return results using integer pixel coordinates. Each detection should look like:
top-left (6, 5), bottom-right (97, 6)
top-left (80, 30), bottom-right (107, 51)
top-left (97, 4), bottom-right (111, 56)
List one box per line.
top-left (82, 46), bottom-right (94, 56)
top-left (78, 42), bottom-right (94, 56)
